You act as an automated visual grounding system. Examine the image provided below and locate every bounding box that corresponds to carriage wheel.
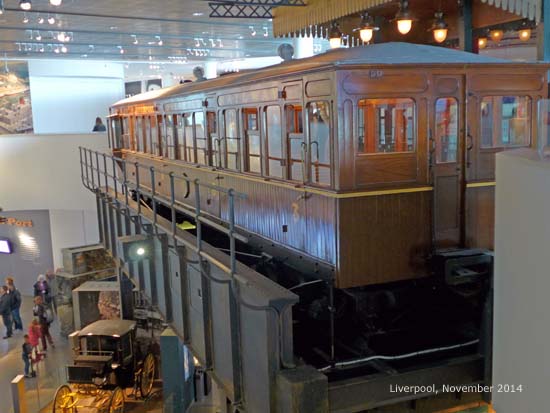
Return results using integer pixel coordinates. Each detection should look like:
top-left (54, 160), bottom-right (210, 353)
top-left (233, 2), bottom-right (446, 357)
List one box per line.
top-left (108, 387), bottom-right (125, 413)
top-left (52, 385), bottom-right (74, 413)
top-left (139, 353), bottom-right (156, 398)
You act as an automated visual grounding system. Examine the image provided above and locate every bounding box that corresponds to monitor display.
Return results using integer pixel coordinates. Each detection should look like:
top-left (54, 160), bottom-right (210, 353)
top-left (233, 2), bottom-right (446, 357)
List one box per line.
top-left (0, 239), bottom-right (12, 254)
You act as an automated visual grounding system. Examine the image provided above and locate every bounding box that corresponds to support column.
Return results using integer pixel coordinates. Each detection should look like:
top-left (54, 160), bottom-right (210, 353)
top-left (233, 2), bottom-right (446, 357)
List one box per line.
top-left (458, 0), bottom-right (473, 52)
top-left (160, 328), bottom-right (195, 413)
top-left (537, 0), bottom-right (550, 62)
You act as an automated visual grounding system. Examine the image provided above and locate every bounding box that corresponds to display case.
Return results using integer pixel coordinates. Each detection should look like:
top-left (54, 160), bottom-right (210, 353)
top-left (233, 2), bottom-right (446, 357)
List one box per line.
top-left (72, 281), bottom-right (121, 329)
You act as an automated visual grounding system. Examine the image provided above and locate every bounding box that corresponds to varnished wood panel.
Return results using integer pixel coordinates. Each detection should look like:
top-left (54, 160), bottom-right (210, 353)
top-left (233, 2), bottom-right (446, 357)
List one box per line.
top-left (466, 186), bottom-right (495, 250)
top-left (469, 74), bottom-right (544, 93)
top-left (305, 79), bottom-right (332, 98)
top-left (355, 153), bottom-right (417, 186)
top-left (337, 191), bottom-right (432, 288)
top-left (342, 72), bottom-right (428, 95)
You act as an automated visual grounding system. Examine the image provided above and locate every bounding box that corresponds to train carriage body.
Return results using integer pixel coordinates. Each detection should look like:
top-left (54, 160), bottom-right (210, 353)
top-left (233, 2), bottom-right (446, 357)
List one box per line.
top-left (108, 43), bottom-right (549, 290)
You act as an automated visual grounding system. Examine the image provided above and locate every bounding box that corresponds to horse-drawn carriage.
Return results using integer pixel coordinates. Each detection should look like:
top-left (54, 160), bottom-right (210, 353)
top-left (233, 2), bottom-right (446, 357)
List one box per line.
top-left (52, 320), bottom-right (156, 413)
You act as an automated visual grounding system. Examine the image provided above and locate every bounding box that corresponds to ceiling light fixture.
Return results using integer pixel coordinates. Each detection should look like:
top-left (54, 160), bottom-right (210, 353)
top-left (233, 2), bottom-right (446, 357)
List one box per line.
top-left (263, 27), bottom-right (269, 37)
top-left (49, 0), bottom-right (62, 5)
top-left (48, 14), bottom-right (55, 24)
top-left (156, 36), bottom-right (163, 46)
top-left (357, 12), bottom-right (379, 43)
top-left (19, 0), bottom-right (31, 11)
top-left (478, 37), bottom-right (487, 49)
top-left (489, 29), bottom-right (504, 43)
top-left (0, 0), bottom-right (4, 15)
top-left (22, 13), bottom-right (29, 23)
top-left (37, 15), bottom-right (44, 24)
top-left (430, 11), bottom-right (448, 43)
top-left (131, 35), bottom-right (138, 44)
top-left (35, 31), bottom-right (42, 41)
top-left (192, 12), bottom-right (203, 16)
top-left (519, 28), bottom-right (531, 42)
top-left (118, 46), bottom-right (124, 54)
top-left (249, 26), bottom-right (256, 36)
top-left (395, 0), bottom-right (414, 35)
top-left (328, 21), bottom-right (342, 49)
top-left (61, 45), bottom-right (67, 53)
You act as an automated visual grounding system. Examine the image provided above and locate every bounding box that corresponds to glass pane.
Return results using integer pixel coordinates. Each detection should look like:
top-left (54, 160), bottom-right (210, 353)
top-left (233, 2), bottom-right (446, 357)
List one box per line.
top-left (435, 98), bottom-right (458, 163)
top-left (195, 112), bottom-right (207, 165)
top-left (184, 114), bottom-right (195, 162)
top-left (308, 101), bottom-right (331, 186)
top-left (224, 110), bottom-right (239, 170)
top-left (286, 105), bottom-right (303, 133)
top-left (538, 99), bottom-right (550, 157)
top-left (151, 116), bottom-right (159, 155)
top-left (246, 132), bottom-right (261, 174)
top-left (207, 111), bottom-right (217, 166)
top-left (135, 117), bottom-right (143, 152)
top-left (265, 106), bottom-right (283, 178)
top-left (481, 96), bottom-right (531, 148)
top-left (176, 115), bottom-right (186, 161)
top-left (357, 98), bottom-right (416, 154)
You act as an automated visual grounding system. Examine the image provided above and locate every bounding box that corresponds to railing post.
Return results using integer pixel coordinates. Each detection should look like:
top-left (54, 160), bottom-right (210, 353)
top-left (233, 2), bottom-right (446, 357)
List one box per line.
top-left (95, 151), bottom-right (101, 190)
top-left (103, 153), bottom-right (108, 193)
top-left (150, 166), bottom-right (158, 234)
top-left (193, 179), bottom-right (202, 253)
top-left (84, 149), bottom-right (90, 189)
top-left (112, 156), bottom-right (118, 199)
top-left (169, 172), bottom-right (177, 246)
top-left (135, 162), bottom-right (141, 217)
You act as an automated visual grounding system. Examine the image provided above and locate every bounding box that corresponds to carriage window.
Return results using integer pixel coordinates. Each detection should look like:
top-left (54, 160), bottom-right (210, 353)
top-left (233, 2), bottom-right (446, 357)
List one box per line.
top-left (286, 105), bottom-right (304, 181)
top-left (243, 108), bottom-right (261, 174)
top-left (135, 117), bottom-right (143, 152)
top-left (308, 101), bottom-right (331, 186)
top-left (264, 106), bottom-right (283, 178)
top-left (206, 111), bottom-right (217, 167)
top-left (358, 98), bottom-right (416, 154)
top-left (435, 98), bottom-right (458, 163)
top-left (151, 115), bottom-right (160, 156)
top-left (481, 96), bottom-right (531, 148)
top-left (144, 116), bottom-right (153, 154)
top-left (195, 112), bottom-right (207, 165)
top-left (183, 113), bottom-right (195, 162)
top-left (224, 109), bottom-right (240, 171)
top-left (165, 115), bottom-right (176, 159)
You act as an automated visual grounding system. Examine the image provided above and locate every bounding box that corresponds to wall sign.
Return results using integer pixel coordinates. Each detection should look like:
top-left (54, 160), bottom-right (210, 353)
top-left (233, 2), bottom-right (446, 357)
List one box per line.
top-left (0, 216), bottom-right (33, 227)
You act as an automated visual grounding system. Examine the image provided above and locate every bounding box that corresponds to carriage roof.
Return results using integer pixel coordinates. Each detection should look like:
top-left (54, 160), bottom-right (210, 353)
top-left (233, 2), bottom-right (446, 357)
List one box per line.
top-left (78, 319), bottom-right (136, 337)
top-left (112, 42), bottom-right (543, 108)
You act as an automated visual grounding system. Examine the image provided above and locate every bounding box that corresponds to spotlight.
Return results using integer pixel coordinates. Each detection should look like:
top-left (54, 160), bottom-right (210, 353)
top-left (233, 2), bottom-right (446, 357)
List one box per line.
top-left (156, 36), bottom-right (163, 46)
top-left (118, 235), bottom-right (153, 261)
top-left (249, 26), bottom-right (256, 36)
top-left (48, 15), bottom-right (55, 24)
top-left (430, 11), bottom-right (448, 43)
top-left (358, 13), bottom-right (379, 43)
top-left (61, 45), bottom-right (67, 53)
top-left (478, 37), bottom-right (487, 49)
top-left (136, 247), bottom-right (145, 256)
top-left (118, 45), bottom-right (124, 54)
top-left (50, 0), bottom-right (62, 5)
top-left (22, 14), bottom-right (29, 23)
top-left (19, 0), bottom-right (31, 11)
top-left (328, 21), bottom-right (342, 49)
top-left (395, 0), bottom-right (413, 35)
top-left (132, 35), bottom-right (138, 44)
top-left (489, 29), bottom-right (504, 43)
top-left (35, 31), bottom-right (42, 41)
top-left (38, 16), bottom-right (44, 24)
top-left (519, 28), bottom-right (531, 42)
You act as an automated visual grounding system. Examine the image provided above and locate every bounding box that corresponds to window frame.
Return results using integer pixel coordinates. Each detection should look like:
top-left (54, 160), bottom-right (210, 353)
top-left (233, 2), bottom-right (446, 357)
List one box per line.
top-left (356, 97), bottom-right (418, 156)
top-left (263, 105), bottom-right (284, 179)
top-left (479, 95), bottom-right (532, 150)
top-left (242, 107), bottom-right (261, 175)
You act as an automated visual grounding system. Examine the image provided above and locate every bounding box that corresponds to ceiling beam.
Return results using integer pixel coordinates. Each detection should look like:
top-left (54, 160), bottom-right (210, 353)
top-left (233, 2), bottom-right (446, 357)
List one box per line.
top-left (209, 3), bottom-right (273, 18)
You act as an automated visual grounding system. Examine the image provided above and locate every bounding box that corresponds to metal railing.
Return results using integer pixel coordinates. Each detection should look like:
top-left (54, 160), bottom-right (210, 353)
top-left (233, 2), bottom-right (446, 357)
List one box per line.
top-left (79, 147), bottom-right (296, 409)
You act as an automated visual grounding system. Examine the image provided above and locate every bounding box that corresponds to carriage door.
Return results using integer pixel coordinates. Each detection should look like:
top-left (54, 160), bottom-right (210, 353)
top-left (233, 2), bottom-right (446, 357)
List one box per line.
top-left (431, 75), bottom-right (465, 248)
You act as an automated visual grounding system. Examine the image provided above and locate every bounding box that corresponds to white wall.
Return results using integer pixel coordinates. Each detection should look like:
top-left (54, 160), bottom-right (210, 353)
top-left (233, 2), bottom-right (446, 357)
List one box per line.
top-left (28, 60), bottom-right (124, 134)
top-left (494, 149), bottom-right (550, 413)
top-left (0, 134), bottom-right (109, 268)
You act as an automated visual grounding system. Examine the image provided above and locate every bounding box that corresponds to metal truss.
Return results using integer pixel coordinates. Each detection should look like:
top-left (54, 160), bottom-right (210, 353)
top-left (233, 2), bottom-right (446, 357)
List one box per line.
top-left (208, 0), bottom-right (305, 19)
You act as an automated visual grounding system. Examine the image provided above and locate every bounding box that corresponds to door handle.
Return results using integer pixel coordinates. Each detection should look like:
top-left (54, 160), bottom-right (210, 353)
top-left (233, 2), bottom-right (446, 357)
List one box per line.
top-left (466, 128), bottom-right (473, 168)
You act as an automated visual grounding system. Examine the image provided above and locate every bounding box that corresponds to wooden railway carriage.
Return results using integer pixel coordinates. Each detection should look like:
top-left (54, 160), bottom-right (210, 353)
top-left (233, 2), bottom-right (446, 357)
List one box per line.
top-left (108, 43), bottom-right (549, 290)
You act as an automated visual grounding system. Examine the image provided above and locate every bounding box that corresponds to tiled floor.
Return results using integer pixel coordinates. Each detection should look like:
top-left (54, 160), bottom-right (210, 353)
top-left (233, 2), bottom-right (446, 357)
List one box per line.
top-left (0, 296), bottom-right (72, 413)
